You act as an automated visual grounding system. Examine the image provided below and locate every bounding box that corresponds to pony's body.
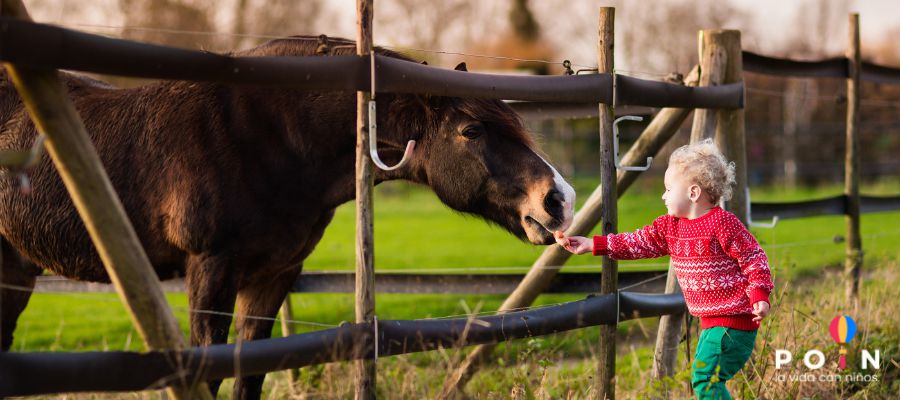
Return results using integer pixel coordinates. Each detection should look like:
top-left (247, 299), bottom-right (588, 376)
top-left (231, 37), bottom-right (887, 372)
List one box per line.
top-left (0, 37), bottom-right (574, 399)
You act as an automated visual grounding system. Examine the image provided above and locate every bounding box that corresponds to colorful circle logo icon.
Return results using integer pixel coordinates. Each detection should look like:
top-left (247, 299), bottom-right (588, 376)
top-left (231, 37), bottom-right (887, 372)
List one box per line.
top-left (829, 315), bottom-right (857, 369)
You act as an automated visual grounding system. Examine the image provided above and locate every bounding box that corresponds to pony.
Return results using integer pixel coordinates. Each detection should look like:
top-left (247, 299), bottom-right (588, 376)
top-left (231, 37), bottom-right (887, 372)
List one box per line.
top-left (0, 36), bottom-right (574, 399)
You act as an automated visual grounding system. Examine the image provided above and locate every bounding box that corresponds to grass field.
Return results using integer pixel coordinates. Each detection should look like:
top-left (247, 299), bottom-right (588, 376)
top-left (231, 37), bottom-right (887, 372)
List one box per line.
top-left (10, 178), bottom-right (900, 398)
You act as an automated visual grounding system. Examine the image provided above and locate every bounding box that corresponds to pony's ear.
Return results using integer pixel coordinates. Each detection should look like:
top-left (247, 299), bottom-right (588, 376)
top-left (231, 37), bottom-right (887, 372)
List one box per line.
top-left (454, 62), bottom-right (468, 72)
top-left (421, 60), bottom-right (428, 65)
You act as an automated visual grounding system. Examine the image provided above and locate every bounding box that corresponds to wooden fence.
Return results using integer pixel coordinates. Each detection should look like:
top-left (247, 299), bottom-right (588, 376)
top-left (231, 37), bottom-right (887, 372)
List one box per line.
top-left (1, 3), bottom-right (899, 399)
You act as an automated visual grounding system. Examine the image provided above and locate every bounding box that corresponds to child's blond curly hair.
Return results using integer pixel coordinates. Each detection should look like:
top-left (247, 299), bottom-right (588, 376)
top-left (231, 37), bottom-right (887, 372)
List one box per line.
top-left (668, 139), bottom-right (736, 204)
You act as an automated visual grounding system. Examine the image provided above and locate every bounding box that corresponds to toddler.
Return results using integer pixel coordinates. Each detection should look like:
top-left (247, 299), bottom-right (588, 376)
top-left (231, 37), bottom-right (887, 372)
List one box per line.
top-left (555, 139), bottom-right (774, 400)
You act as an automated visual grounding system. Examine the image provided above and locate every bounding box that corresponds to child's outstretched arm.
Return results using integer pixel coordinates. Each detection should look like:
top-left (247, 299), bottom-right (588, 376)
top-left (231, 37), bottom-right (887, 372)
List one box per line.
top-left (554, 231), bottom-right (592, 254)
top-left (554, 215), bottom-right (672, 259)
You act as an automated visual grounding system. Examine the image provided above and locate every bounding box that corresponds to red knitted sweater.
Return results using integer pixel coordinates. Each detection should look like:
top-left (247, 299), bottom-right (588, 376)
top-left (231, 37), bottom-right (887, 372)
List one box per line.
top-left (593, 207), bottom-right (774, 331)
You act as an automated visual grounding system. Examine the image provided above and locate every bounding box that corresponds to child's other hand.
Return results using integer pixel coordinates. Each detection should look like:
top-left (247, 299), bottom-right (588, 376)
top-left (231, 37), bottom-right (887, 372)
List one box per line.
top-left (554, 231), bottom-right (592, 255)
top-left (752, 301), bottom-right (770, 323)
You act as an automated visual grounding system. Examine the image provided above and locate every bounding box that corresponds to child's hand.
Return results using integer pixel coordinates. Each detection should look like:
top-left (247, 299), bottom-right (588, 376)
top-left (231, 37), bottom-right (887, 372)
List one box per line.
top-left (752, 301), bottom-right (770, 323)
top-left (554, 231), bottom-right (593, 255)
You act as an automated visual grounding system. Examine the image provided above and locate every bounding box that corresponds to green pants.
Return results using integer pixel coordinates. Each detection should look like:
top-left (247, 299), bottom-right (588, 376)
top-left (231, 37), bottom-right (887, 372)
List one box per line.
top-left (691, 326), bottom-right (757, 400)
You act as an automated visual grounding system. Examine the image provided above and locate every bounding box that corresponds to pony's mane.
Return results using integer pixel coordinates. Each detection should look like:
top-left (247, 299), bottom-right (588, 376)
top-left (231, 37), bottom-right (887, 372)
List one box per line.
top-left (231, 35), bottom-right (414, 61)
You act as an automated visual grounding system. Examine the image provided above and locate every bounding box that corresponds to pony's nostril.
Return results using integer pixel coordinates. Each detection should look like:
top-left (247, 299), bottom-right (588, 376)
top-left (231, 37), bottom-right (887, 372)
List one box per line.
top-left (551, 190), bottom-right (565, 204)
top-left (543, 188), bottom-right (565, 219)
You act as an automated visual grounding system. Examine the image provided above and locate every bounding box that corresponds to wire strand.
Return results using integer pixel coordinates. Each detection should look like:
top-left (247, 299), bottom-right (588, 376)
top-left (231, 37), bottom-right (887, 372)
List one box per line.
top-left (71, 23), bottom-right (321, 42)
top-left (5, 228), bottom-right (900, 337)
top-left (0, 282), bottom-right (336, 328)
top-left (66, 23), bottom-right (598, 70)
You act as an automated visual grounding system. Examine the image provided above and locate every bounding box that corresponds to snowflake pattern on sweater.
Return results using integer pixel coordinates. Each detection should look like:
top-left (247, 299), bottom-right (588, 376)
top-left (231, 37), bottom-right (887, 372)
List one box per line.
top-left (592, 207), bottom-right (774, 331)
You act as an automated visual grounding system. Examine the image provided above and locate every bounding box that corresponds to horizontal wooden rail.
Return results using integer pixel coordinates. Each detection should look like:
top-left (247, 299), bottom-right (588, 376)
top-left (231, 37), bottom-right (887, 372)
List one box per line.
top-left (507, 101), bottom-right (654, 121)
top-left (34, 271), bottom-right (668, 294)
top-left (0, 291), bottom-right (685, 396)
top-left (751, 194), bottom-right (900, 220)
top-left (742, 50), bottom-right (900, 84)
top-left (0, 18), bottom-right (743, 108)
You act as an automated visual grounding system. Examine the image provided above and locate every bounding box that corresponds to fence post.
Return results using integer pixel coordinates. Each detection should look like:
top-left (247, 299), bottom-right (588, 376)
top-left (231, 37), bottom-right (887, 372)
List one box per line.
top-left (0, 2), bottom-right (212, 399)
top-left (652, 29), bottom-right (746, 394)
top-left (844, 13), bottom-right (862, 305)
top-left (651, 266), bottom-right (683, 385)
top-left (714, 31), bottom-right (748, 224)
top-left (596, 7), bottom-right (617, 400)
top-left (354, 0), bottom-right (377, 399)
top-left (438, 67), bottom-right (699, 400)
top-left (691, 30), bottom-right (746, 221)
top-left (280, 296), bottom-right (300, 384)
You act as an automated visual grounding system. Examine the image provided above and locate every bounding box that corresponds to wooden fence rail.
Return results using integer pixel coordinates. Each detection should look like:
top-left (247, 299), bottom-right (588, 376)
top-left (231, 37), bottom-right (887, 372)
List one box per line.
top-left (0, 291), bottom-right (685, 397)
top-left (742, 50), bottom-right (900, 84)
top-left (0, 17), bottom-right (742, 108)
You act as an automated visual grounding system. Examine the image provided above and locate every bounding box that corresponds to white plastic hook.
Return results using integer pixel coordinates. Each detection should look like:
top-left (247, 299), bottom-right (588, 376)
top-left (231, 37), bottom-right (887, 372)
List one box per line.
top-left (368, 52), bottom-right (416, 171)
top-left (613, 116), bottom-right (652, 171)
top-left (750, 216), bottom-right (779, 229)
top-left (745, 187), bottom-right (779, 228)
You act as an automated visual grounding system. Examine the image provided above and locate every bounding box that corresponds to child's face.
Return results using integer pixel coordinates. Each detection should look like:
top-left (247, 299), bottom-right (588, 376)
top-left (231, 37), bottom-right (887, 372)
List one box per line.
top-left (662, 167), bottom-right (694, 218)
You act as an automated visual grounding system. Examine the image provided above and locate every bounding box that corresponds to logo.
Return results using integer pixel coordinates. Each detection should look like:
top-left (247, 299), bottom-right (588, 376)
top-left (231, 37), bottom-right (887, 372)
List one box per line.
top-left (773, 315), bottom-right (881, 383)
top-left (829, 315), bottom-right (856, 369)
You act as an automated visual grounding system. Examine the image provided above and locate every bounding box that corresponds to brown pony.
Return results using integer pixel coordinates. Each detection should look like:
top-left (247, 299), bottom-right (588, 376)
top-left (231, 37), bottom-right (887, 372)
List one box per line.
top-left (0, 37), bottom-right (574, 399)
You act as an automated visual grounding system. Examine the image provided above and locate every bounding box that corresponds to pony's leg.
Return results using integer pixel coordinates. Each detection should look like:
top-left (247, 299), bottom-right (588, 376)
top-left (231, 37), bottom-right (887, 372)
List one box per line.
top-left (231, 265), bottom-right (302, 400)
top-left (0, 238), bottom-right (40, 351)
top-left (185, 254), bottom-right (238, 397)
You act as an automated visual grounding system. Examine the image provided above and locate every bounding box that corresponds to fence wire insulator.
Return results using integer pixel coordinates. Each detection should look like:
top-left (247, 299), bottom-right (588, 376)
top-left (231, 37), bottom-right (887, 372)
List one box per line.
top-left (563, 60), bottom-right (574, 75)
top-left (315, 34), bottom-right (330, 55)
top-left (665, 72), bottom-right (685, 85)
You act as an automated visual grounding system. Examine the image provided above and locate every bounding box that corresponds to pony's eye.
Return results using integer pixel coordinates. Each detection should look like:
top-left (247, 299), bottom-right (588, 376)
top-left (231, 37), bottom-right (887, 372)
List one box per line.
top-left (461, 124), bottom-right (484, 139)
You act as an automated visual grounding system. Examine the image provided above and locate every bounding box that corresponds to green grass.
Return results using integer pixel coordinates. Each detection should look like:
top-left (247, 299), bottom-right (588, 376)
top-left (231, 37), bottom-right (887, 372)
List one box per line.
top-left (304, 177), bottom-right (900, 278)
top-left (9, 178), bottom-right (900, 398)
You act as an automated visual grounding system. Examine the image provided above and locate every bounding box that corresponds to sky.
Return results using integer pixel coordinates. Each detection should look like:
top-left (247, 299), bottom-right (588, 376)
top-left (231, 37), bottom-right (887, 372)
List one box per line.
top-left (321, 0), bottom-right (900, 70)
top-left (740, 0), bottom-right (900, 41)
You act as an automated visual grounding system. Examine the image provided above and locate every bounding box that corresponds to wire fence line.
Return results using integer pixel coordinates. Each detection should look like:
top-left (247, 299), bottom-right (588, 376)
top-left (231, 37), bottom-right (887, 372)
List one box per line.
top-left (0, 281), bottom-right (337, 328)
top-left (65, 22), bottom-right (599, 70)
top-left (7, 227), bottom-right (898, 332)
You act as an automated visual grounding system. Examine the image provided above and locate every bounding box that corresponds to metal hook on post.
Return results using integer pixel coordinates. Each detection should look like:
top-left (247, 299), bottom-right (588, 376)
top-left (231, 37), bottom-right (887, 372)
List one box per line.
top-left (368, 51), bottom-right (416, 171)
top-left (745, 187), bottom-right (779, 228)
top-left (613, 116), bottom-right (652, 171)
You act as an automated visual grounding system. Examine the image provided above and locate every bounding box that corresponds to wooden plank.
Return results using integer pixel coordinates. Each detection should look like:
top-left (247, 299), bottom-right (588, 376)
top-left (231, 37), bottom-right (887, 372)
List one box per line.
top-left (280, 297), bottom-right (300, 384)
top-left (844, 13), bottom-right (863, 304)
top-left (507, 101), bottom-right (653, 121)
top-left (652, 263), bottom-right (684, 384)
top-left (691, 30), bottom-right (727, 142)
top-left (0, 2), bottom-right (211, 399)
top-left (0, 19), bottom-right (754, 108)
top-left (658, 29), bottom-right (745, 384)
top-left (713, 30), bottom-right (748, 224)
top-left (596, 7), bottom-right (617, 400)
top-left (354, 0), bottom-right (376, 398)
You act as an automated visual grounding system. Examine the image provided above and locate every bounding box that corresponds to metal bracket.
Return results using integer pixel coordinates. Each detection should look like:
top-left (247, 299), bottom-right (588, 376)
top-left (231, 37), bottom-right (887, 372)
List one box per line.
top-left (613, 116), bottom-right (652, 171)
top-left (368, 52), bottom-right (415, 171)
top-left (745, 187), bottom-right (779, 228)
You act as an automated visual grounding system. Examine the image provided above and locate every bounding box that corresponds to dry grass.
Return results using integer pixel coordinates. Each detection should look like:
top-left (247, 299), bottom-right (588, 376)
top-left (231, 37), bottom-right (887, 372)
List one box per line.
top-left (263, 260), bottom-right (899, 400)
top-left (16, 260), bottom-right (898, 400)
